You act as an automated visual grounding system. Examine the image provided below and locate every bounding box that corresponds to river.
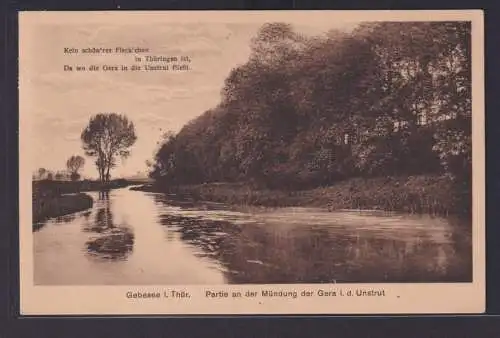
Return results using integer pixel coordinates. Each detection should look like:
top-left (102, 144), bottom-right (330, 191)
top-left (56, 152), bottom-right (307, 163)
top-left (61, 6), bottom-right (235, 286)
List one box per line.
top-left (33, 187), bottom-right (472, 285)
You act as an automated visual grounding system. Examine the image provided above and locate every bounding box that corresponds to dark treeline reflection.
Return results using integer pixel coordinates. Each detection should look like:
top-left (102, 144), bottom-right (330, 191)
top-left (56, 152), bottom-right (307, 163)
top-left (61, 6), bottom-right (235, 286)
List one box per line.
top-left (154, 196), bottom-right (471, 283)
top-left (34, 205), bottom-right (85, 232)
top-left (84, 190), bottom-right (135, 260)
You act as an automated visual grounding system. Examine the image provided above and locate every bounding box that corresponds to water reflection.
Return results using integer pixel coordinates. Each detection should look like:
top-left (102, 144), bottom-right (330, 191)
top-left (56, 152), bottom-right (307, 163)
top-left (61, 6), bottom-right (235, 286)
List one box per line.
top-left (33, 221), bottom-right (46, 232)
top-left (55, 213), bottom-right (77, 223)
top-left (155, 195), bottom-right (472, 283)
top-left (84, 190), bottom-right (135, 261)
top-left (33, 187), bottom-right (472, 285)
top-left (33, 210), bottom-right (78, 232)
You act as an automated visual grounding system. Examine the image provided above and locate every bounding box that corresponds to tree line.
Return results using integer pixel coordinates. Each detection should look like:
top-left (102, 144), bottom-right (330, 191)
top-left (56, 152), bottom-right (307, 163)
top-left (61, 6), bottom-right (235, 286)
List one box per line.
top-left (34, 155), bottom-right (86, 181)
top-left (35, 113), bottom-right (137, 183)
top-left (149, 21), bottom-right (471, 202)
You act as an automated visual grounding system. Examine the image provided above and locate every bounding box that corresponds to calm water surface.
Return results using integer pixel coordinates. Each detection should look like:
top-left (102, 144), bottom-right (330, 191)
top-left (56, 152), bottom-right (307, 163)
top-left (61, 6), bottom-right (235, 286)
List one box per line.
top-left (33, 187), bottom-right (472, 285)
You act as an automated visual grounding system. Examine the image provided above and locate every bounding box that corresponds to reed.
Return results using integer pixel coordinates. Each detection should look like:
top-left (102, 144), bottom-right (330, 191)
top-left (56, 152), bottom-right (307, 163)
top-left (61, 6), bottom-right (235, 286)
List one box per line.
top-left (135, 175), bottom-right (468, 216)
top-left (32, 192), bottom-right (93, 224)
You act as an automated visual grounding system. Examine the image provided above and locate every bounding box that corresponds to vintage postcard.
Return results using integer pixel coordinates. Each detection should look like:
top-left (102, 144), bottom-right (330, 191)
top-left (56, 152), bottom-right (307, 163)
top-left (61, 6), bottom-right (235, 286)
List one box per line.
top-left (19, 10), bottom-right (485, 315)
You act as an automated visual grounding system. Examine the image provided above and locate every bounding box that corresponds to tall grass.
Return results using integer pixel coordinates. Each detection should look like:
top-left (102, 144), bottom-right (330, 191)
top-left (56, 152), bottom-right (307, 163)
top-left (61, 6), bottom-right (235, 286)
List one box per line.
top-left (136, 175), bottom-right (467, 215)
top-left (296, 176), bottom-right (460, 215)
top-left (32, 193), bottom-right (93, 224)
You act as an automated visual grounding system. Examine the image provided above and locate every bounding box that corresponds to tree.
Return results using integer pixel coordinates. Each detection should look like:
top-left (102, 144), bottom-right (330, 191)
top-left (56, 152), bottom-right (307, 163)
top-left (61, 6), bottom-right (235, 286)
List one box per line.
top-left (66, 155), bottom-right (85, 181)
top-left (81, 113), bottom-right (137, 183)
top-left (37, 168), bottom-right (47, 180)
top-left (149, 21), bottom-right (471, 206)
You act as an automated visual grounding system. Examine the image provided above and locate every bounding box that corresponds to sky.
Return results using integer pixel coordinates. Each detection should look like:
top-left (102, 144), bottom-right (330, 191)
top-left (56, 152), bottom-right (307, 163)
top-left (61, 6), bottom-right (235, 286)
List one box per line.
top-left (21, 12), bottom-right (361, 179)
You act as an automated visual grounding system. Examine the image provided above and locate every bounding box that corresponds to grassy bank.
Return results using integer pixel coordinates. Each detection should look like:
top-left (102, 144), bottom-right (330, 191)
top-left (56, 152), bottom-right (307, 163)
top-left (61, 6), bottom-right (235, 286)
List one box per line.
top-left (32, 193), bottom-right (93, 224)
top-left (133, 175), bottom-right (468, 215)
top-left (32, 179), bottom-right (141, 227)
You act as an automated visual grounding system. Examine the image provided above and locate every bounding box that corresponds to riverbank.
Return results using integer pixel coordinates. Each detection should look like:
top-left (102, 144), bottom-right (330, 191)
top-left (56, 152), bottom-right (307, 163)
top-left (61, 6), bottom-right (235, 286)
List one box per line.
top-left (33, 178), bottom-right (142, 195)
top-left (32, 178), bottom-right (152, 227)
top-left (132, 175), bottom-right (468, 215)
top-left (32, 178), bottom-right (147, 227)
top-left (33, 193), bottom-right (93, 224)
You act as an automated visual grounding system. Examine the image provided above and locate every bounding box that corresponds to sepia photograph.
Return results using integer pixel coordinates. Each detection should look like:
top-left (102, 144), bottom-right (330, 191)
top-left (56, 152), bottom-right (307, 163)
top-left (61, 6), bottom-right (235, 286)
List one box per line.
top-left (19, 10), bottom-right (484, 315)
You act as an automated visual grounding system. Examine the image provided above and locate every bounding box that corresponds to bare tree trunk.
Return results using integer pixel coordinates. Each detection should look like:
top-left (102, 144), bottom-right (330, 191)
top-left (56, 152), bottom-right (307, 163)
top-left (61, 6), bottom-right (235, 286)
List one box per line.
top-left (97, 151), bottom-right (106, 184)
